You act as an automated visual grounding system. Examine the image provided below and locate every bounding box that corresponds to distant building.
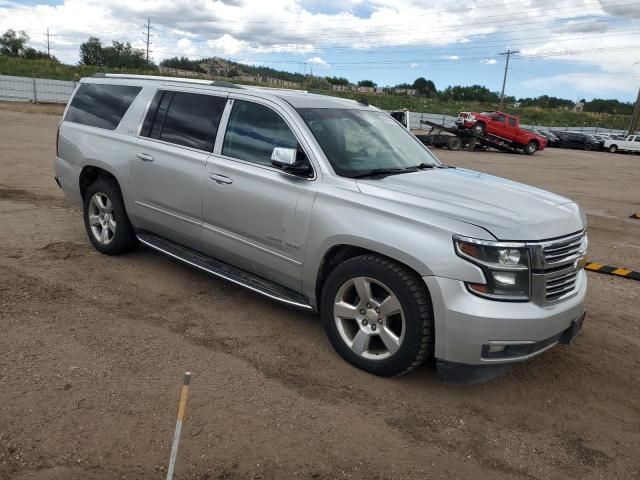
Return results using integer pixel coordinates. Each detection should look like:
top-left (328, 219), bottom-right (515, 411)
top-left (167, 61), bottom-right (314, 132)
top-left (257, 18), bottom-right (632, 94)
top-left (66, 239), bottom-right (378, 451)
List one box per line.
top-left (375, 87), bottom-right (385, 94)
top-left (236, 74), bottom-right (299, 88)
top-left (158, 66), bottom-right (206, 78)
top-left (394, 88), bottom-right (417, 96)
top-left (332, 84), bottom-right (350, 92)
top-left (356, 86), bottom-right (376, 93)
top-left (573, 101), bottom-right (585, 113)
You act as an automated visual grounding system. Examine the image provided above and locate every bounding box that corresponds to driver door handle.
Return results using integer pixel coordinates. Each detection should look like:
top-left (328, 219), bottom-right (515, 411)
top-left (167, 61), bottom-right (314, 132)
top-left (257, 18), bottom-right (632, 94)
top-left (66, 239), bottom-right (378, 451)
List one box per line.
top-left (136, 152), bottom-right (153, 162)
top-left (209, 173), bottom-right (233, 185)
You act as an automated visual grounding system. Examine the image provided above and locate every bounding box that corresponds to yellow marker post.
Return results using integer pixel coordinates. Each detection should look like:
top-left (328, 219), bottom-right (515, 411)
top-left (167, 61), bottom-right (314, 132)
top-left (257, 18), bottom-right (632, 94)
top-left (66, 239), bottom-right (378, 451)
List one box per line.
top-left (166, 372), bottom-right (192, 480)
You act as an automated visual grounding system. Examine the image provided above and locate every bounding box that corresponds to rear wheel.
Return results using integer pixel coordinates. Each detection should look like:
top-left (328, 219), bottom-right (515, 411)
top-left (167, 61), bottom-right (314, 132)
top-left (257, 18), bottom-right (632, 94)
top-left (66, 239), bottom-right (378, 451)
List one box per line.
top-left (320, 254), bottom-right (434, 377)
top-left (447, 136), bottom-right (462, 150)
top-left (524, 141), bottom-right (538, 155)
top-left (584, 143), bottom-right (593, 151)
top-left (609, 145), bottom-right (618, 153)
top-left (83, 178), bottom-right (137, 255)
top-left (471, 122), bottom-right (485, 136)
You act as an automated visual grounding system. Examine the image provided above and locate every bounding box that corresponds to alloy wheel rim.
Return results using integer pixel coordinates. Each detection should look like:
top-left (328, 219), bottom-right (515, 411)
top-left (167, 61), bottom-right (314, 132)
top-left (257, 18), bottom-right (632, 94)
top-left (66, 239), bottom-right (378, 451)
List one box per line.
top-left (88, 192), bottom-right (116, 245)
top-left (333, 276), bottom-right (405, 360)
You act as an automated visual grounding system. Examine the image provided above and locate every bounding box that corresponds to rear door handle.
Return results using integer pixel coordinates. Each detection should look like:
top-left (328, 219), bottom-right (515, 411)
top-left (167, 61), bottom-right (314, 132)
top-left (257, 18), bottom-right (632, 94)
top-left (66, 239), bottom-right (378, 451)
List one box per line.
top-left (208, 173), bottom-right (233, 185)
top-left (136, 153), bottom-right (153, 162)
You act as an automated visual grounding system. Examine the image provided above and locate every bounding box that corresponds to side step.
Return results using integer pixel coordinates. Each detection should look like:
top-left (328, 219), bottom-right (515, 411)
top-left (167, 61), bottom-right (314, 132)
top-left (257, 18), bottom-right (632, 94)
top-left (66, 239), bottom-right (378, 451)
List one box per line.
top-left (137, 232), bottom-right (313, 310)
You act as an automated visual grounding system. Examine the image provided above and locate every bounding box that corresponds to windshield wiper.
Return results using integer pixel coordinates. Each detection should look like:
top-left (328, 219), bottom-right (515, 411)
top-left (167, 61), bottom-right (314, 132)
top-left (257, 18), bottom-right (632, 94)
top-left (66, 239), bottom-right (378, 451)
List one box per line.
top-left (350, 167), bottom-right (417, 178)
top-left (414, 163), bottom-right (456, 169)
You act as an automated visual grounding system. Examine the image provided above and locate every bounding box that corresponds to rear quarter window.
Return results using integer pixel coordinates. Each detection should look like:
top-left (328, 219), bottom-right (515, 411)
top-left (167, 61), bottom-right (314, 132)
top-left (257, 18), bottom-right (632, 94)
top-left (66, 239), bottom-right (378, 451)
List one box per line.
top-left (65, 83), bottom-right (142, 130)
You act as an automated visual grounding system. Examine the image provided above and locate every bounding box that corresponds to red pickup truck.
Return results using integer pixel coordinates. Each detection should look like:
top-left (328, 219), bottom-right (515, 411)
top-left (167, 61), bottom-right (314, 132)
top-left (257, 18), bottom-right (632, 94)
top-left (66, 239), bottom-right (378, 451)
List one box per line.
top-left (456, 111), bottom-right (547, 155)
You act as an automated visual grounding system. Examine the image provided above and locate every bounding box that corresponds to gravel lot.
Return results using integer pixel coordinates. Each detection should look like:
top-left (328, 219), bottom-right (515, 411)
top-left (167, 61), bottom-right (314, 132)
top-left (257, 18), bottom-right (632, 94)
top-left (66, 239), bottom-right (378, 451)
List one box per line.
top-left (1, 103), bottom-right (639, 480)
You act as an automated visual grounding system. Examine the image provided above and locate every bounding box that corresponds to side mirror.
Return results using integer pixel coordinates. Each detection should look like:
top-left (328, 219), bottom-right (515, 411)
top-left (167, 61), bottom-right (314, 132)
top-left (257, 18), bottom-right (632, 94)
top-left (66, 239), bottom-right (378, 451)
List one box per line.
top-left (271, 147), bottom-right (297, 167)
top-left (271, 146), bottom-right (312, 177)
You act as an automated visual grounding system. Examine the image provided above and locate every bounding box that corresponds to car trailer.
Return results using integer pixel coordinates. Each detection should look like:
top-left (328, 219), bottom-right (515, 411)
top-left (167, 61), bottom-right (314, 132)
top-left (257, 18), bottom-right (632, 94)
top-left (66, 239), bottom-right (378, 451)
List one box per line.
top-left (387, 110), bottom-right (520, 154)
top-left (417, 119), bottom-right (521, 154)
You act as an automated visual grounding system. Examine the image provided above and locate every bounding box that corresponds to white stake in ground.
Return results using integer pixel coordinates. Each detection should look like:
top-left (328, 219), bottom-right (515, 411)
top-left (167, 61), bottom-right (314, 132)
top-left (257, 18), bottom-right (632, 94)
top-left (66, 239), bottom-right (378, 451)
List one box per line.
top-left (166, 372), bottom-right (192, 480)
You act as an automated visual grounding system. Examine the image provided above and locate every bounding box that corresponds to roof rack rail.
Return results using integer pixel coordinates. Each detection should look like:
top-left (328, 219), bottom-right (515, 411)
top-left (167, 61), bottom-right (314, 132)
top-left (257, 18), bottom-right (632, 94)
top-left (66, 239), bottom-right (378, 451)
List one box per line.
top-left (90, 73), bottom-right (243, 89)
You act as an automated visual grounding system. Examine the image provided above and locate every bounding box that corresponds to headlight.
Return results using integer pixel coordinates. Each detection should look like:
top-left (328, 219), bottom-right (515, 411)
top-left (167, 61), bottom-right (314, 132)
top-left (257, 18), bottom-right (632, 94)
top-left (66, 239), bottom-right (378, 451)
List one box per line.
top-left (453, 235), bottom-right (530, 301)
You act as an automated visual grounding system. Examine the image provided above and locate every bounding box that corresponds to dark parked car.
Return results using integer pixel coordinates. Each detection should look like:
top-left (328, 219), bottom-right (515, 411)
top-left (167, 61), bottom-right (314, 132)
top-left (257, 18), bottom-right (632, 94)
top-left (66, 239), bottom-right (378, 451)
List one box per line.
top-left (532, 129), bottom-right (560, 147)
top-left (552, 131), bottom-right (601, 151)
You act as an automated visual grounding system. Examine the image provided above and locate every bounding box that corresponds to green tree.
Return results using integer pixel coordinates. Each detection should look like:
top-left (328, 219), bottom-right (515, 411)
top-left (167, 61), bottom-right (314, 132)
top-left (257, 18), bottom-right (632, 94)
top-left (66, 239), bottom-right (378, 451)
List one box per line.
top-left (22, 46), bottom-right (52, 60)
top-left (413, 77), bottom-right (436, 97)
top-left (357, 79), bottom-right (376, 87)
top-left (79, 37), bottom-right (105, 66)
top-left (102, 40), bottom-right (146, 68)
top-left (0, 29), bottom-right (29, 57)
top-left (326, 76), bottom-right (349, 86)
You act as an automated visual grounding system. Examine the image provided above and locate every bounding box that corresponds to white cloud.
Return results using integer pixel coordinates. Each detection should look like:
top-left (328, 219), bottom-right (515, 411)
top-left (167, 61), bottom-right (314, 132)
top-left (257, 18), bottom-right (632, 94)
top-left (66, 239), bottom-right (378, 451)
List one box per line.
top-left (446, 55), bottom-right (460, 60)
top-left (307, 56), bottom-right (327, 65)
top-left (481, 58), bottom-right (497, 65)
top-left (409, 62), bottom-right (420, 68)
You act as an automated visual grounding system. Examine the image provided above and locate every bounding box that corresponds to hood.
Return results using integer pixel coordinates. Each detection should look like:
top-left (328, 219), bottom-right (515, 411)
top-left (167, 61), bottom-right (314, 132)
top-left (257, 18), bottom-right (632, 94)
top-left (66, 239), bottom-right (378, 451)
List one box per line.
top-left (356, 168), bottom-right (584, 240)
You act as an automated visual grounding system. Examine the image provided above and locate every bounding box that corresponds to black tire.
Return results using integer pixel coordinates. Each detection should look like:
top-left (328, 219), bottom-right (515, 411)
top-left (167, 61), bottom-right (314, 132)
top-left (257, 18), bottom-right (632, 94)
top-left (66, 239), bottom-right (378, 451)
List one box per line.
top-left (320, 254), bottom-right (434, 377)
top-left (584, 143), bottom-right (593, 151)
top-left (471, 122), bottom-right (485, 136)
top-left (83, 177), bottom-right (137, 255)
top-left (447, 136), bottom-right (462, 150)
top-left (524, 141), bottom-right (538, 155)
top-left (609, 145), bottom-right (618, 153)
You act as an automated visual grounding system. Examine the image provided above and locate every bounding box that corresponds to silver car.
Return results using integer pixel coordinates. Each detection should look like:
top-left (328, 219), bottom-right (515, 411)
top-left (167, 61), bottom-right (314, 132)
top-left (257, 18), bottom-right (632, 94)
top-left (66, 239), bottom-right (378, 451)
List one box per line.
top-left (55, 74), bottom-right (588, 383)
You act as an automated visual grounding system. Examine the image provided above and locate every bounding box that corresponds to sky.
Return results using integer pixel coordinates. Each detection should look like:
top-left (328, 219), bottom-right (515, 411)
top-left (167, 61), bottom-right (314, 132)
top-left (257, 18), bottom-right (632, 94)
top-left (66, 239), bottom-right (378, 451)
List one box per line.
top-left (1, 0), bottom-right (639, 101)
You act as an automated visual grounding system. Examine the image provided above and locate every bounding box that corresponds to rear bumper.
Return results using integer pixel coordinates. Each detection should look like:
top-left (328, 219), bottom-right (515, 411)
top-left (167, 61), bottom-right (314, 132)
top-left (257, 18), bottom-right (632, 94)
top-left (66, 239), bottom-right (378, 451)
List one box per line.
top-left (424, 271), bottom-right (587, 366)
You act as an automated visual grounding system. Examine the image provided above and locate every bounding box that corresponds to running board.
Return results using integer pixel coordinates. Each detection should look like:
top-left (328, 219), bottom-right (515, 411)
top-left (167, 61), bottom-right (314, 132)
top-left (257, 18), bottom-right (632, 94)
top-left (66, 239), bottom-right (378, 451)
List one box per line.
top-left (137, 232), bottom-right (313, 310)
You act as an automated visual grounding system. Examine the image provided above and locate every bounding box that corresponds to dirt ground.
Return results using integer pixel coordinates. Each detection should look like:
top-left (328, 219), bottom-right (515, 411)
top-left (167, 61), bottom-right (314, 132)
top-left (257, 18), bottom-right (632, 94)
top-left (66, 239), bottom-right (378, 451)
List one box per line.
top-left (1, 103), bottom-right (639, 480)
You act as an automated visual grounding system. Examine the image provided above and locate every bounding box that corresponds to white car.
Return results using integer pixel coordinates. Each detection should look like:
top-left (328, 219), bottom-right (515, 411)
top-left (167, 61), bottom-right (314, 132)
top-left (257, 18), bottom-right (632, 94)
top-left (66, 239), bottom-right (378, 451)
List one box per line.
top-left (604, 134), bottom-right (640, 153)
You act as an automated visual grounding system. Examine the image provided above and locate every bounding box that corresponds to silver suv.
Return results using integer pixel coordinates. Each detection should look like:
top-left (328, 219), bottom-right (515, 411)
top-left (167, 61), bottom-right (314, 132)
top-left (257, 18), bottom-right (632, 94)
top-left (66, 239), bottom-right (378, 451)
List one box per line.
top-left (55, 74), bottom-right (588, 383)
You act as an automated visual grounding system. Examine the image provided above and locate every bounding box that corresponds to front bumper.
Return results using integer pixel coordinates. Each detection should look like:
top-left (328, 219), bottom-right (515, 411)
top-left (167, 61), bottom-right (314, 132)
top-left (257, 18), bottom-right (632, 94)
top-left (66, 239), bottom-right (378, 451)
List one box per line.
top-left (423, 270), bottom-right (587, 366)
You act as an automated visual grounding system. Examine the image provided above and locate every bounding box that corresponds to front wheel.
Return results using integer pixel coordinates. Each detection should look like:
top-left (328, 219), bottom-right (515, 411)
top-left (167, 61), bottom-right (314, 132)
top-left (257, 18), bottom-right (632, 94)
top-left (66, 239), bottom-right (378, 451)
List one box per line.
top-left (524, 141), bottom-right (538, 155)
top-left (584, 143), bottom-right (593, 151)
top-left (471, 122), bottom-right (485, 136)
top-left (320, 255), bottom-right (434, 377)
top-left (609, 145), bottom-right (618, 153)
top-left (83, 178), bottom-right (137, 255)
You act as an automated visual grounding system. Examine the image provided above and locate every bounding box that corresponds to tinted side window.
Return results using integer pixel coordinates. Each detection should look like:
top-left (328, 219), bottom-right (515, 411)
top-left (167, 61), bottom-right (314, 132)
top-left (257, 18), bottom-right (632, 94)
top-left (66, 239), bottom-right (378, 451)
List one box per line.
top-left (508, 117), bottom-right (516, 126)
top-left (493, 114), bottom-right (506, 122)
top-left (141, 91), bottom-right (227, 152)
top-left (65, 83), bottom-right (141, 130)
top-left (222, 100), bottom-right (297, 166)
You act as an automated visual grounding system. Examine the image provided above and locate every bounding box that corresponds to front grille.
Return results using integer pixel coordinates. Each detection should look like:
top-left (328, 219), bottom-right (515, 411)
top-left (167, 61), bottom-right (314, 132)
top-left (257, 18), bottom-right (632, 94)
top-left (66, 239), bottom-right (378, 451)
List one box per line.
top-left (545, 268), bottom-right (580, 302)
top-left (530, 230), bottom-right (587, 305)
top-left (542, 231), bottom-right (586, 268)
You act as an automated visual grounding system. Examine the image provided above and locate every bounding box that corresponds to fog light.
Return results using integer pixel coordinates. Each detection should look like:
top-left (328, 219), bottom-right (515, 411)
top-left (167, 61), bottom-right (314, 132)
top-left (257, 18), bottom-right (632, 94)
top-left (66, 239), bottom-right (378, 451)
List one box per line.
top-left (488, 345), bottom-right (506, 353)
top-left (492, 271), bottom-right (516, 286)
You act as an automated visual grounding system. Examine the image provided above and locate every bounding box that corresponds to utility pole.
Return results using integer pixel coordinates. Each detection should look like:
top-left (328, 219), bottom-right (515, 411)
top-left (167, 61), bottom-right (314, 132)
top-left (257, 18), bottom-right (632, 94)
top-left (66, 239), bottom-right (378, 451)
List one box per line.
top-left (46, 28), bottom-right (51, 57)
top-left (628, 85), bottom-right (640, 136)
top-left (143, 17), bottom-right (153, 67)
top-left (498, 49), bottom-right (518, 110)
top-left (629, 62), bottom-right (640, 136)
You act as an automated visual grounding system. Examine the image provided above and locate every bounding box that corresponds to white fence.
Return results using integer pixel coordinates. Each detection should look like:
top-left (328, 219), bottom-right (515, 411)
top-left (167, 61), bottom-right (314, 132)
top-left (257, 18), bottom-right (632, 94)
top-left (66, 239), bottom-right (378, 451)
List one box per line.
top-left (0, 74), bottom-right (76, 103)
top-left (0, 74), bottom-right (628, 135)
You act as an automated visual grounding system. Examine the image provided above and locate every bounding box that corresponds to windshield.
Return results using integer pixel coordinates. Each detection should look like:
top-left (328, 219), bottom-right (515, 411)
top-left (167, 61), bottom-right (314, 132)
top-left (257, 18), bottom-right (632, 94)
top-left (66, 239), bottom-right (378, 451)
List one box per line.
top-left (296, 108), bottom-right (441, 177)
